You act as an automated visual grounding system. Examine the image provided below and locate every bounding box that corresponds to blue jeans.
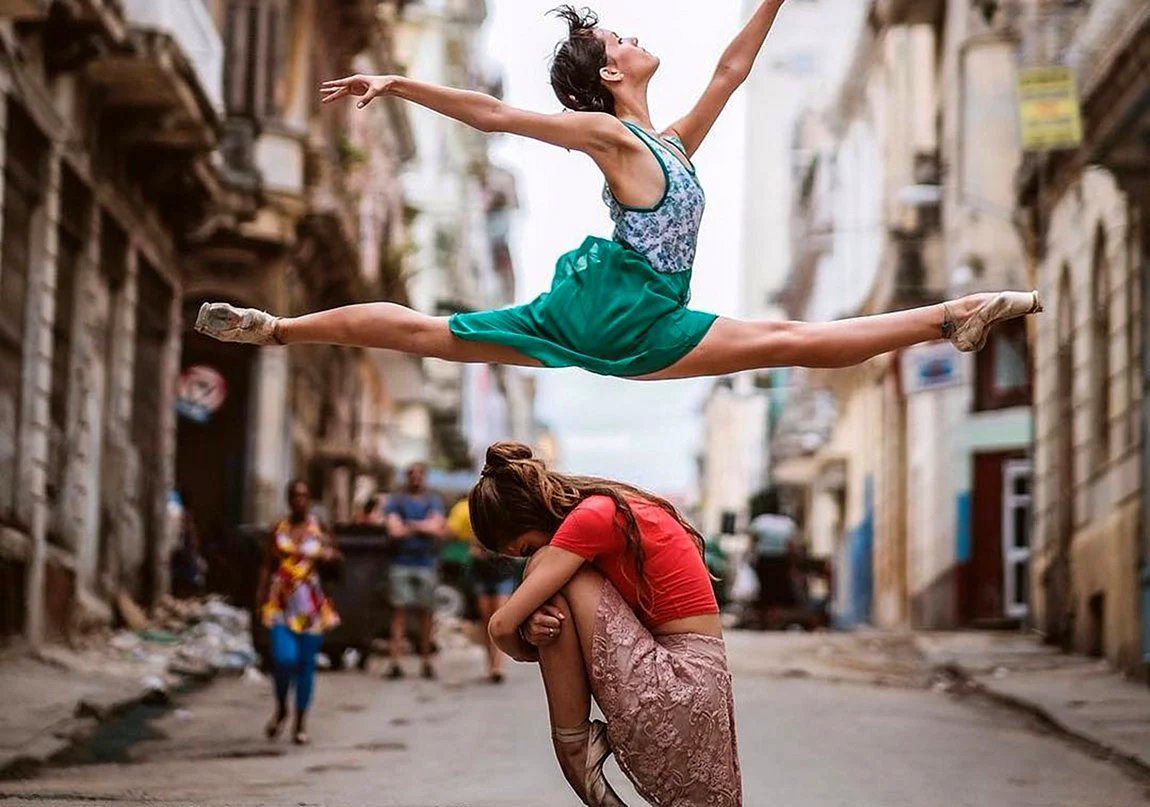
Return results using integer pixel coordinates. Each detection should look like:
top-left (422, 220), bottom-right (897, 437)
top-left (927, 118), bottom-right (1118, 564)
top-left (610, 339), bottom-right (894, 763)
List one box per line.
top-left (270, 624), bottom-right (324, 713)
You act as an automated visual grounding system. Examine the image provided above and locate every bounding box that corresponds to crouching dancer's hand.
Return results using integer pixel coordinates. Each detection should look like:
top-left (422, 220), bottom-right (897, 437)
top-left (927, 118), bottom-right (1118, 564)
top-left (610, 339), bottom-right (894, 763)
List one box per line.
top-left (519, 602), bottom-right (567, 648)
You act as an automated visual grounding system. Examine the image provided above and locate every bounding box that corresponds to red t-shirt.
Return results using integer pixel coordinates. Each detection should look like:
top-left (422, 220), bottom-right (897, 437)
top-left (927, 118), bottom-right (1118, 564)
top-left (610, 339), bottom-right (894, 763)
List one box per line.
top-left (551, 495), bottom-right (718, 629)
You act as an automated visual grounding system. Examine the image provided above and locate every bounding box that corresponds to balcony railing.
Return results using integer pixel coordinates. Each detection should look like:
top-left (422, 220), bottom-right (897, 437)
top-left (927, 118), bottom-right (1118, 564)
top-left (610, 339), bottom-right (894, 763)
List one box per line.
top-left (121, 0), bottom-right (224, 112)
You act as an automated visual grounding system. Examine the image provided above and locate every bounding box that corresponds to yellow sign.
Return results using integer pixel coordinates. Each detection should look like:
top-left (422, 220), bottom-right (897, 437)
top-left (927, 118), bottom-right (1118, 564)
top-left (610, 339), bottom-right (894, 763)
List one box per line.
top-left (1018, 66), bottom-right (1083, 151)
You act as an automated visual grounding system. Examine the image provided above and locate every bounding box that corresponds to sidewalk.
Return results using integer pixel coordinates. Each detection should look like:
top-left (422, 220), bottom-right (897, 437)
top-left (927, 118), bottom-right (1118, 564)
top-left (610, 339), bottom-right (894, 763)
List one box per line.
top-left (0, 595), bottom-right (259, 780)
top-left (0, 646), bottom-right (164, 779)
top-left (915, 632), bottom-right (1150, 772)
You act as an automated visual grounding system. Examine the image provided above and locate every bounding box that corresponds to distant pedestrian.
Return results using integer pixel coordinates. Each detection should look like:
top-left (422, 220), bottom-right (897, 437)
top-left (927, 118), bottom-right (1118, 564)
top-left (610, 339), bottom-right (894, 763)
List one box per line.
top-left (258, 480), bottom-right (341, 745)
top-left (447, 497), bottom-right (518, 683)
top-left (384, 463), bottom-right (445, 680)
top-left (168, 491), bottom-right (206, 598)
top-left (471, 442), bottom-right (741, 806)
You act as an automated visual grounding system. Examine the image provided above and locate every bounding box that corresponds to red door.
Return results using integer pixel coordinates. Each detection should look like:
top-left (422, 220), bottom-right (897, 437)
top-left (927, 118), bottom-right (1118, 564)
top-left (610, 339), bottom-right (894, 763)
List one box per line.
top-left (962, 451), bottom-right (1025, 624)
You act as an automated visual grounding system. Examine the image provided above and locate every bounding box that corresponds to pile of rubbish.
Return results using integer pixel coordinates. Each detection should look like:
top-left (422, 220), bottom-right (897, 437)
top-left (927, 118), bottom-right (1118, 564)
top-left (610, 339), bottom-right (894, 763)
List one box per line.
top-left (432, 613), bottom-right (484, 651)
top-left (80, 594), bottom-right (260, 694)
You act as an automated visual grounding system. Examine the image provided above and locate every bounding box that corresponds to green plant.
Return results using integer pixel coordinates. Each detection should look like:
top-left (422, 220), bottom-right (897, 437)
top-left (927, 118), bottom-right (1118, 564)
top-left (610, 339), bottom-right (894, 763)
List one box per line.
top-left (338, 136), bottom-right (368, 172)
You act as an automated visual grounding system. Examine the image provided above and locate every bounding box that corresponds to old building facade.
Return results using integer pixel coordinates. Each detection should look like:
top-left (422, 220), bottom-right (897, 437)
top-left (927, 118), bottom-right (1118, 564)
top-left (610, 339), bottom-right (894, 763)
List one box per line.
top-left (1019, 0), bottom-right (1148, 676)
top-left (770, 0), bottom-right (1039, 632)
top-left (767, 0), bottom-right (1147, 676)
top-left (0, 0), bottom-right (228, 642)
top-left (1, 0), bottom-right (533, 648)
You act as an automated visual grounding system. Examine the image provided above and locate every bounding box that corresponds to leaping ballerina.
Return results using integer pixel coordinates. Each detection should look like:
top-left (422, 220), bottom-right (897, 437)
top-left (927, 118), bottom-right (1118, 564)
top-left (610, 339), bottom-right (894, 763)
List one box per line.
top-left (194, 2), bottom-right (1041, 380)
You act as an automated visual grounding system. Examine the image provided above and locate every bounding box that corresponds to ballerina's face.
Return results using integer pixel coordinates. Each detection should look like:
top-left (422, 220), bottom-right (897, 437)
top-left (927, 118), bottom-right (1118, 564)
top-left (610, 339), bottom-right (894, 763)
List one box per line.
top-left (595, 29), bottom-right (660, 84)
top-left (500, 529), bottom-right (551, 560)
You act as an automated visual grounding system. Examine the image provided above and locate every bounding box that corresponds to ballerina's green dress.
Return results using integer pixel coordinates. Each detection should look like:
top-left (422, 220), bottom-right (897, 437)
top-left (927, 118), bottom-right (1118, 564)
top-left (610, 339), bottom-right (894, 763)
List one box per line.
top-left (448, 121), bottom-right (718, 378)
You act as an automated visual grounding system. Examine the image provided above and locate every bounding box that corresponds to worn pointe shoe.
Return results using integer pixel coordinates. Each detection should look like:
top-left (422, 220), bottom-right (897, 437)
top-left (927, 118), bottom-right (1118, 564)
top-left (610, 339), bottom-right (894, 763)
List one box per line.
top-left (194, 302), bottom-right (282, 345)
top-left (553, 720), bottom-right (628, 807)
top-left (942, 291), bottom-right (1043, 353)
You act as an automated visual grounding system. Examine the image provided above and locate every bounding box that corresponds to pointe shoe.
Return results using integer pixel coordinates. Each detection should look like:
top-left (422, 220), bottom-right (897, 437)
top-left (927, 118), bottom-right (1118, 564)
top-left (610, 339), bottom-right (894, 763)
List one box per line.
top-left (942, 290), bottom-right (1043, 353)
top-left (553, 720), bottom-right (628, 807)
top-left (194, 302), bottom-right (282, 345)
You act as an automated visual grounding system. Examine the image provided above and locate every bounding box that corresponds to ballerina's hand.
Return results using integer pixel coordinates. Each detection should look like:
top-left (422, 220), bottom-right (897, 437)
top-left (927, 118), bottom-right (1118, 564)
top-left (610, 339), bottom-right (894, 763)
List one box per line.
top-left (520, 603), bottom-right (566, 648)
top-left (320, 74), bottom-right (396, 109)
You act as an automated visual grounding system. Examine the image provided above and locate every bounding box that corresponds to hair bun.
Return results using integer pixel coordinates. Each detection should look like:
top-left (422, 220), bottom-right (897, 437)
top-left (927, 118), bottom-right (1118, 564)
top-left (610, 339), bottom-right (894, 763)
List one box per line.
top-left (484, 442), bottom-right (535, 473)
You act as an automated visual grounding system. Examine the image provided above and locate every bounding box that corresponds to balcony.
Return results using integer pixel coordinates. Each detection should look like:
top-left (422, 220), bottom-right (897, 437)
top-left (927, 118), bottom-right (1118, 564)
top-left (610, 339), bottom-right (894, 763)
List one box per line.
top-left (121, 0), bottom-right (224, 113)
top-left (0, 0), bottom-right (50, 18)
top-left (78, 1), bottom-right (222, 152)
top-left (11, 0), bottom-right (129, 72)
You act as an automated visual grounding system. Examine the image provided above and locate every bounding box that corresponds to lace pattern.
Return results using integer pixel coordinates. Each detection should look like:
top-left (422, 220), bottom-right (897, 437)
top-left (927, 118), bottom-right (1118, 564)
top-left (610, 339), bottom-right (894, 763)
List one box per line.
top-left (590, 583), bottom-right (741, 806)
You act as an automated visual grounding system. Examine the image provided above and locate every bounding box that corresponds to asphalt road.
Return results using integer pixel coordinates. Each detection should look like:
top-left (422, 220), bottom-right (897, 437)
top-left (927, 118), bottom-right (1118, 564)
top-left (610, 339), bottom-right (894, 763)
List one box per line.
top-left (1, 635), bottom-right (1146, 806)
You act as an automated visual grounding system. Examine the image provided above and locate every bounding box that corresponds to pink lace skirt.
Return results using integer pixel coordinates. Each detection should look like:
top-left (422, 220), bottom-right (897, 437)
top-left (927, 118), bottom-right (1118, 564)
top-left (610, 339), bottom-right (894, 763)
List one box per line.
top-left (589, 582), bottom-right (742, 806)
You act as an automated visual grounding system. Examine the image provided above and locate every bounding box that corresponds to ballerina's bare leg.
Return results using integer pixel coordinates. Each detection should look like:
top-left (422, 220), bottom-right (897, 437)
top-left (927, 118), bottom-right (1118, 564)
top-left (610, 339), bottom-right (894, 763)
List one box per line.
top-left (640, 292), bottom-right (1039, 381)
top-left (198, 291), bottom-right (1039, 379)
top-left (197, 301), bottom-right (543, 368)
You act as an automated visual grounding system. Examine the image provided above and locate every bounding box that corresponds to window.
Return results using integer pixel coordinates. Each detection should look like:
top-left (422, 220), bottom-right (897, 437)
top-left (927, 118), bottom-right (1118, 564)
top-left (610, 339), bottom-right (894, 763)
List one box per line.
top-left (0, 102), bottom-right (48, 524)
top-left (973, 318), bottom-right (1031, 411)
top-left (224, 0), bottom-right (287, 120)
top-left (46, 168), bottom-right (91, 545)
top-left (1091, 226), bottom-right (1110, 472)
top-left (720, 510), bottom-right (738, 535)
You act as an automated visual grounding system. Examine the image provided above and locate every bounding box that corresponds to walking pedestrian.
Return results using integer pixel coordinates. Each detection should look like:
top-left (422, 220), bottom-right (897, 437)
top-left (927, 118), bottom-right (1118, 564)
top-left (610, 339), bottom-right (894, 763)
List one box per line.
top-left (384, 463), bottom-right (445, 680)
top-left (447, 496), bottom-right (519, 683)
top-left (258, 480), bottom-right (341, 745)
top-left (470, 442), bottom-right (741, 806)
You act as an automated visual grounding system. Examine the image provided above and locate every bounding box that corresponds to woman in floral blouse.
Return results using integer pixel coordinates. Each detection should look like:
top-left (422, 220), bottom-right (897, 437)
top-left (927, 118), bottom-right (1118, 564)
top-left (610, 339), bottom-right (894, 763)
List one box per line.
top-left (258, 480), bottom-right (340, 745)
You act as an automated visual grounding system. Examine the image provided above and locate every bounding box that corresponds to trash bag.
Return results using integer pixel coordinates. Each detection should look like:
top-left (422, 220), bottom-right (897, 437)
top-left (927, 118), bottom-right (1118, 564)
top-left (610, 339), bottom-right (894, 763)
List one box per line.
top-left (730, 560), bottom-right (760, 603)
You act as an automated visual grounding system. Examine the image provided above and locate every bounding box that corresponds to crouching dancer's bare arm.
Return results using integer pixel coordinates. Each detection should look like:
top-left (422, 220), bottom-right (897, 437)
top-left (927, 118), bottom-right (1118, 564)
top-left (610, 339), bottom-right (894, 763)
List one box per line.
top-left (488, 547), bottom-right (582, 662)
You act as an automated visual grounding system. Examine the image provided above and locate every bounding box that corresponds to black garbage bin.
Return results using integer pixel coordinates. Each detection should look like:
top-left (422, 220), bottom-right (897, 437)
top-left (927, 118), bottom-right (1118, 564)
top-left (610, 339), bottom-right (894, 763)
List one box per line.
top-left (321, 523), bottom-right (392, 669)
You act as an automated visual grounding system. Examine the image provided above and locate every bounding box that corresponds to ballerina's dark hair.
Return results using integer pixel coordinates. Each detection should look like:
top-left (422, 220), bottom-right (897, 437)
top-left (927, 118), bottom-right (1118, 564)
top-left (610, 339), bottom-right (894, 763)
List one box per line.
top-left (468, 441), bottom-right (710, 613)
top-left (549, 5), bottom-right (615, 115)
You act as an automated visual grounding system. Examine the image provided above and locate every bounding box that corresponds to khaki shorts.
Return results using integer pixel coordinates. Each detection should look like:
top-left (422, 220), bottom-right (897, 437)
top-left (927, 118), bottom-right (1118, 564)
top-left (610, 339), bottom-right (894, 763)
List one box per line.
top-left (388, 565), bottom-right (437, 610)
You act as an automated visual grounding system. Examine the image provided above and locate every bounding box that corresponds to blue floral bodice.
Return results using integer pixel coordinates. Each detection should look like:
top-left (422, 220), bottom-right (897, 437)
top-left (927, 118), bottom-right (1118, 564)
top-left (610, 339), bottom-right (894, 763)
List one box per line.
top-left (603, 121), bottom-right (706, 274)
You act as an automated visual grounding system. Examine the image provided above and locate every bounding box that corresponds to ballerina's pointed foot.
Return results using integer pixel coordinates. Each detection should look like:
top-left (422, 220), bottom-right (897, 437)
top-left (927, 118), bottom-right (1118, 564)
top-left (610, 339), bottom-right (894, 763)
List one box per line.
top-left (943, 290), bottom-right (1042, 353)
top-left (553, 719), bottom-right (628, 807)
top-left (194, 302), bottom-right (282, 345)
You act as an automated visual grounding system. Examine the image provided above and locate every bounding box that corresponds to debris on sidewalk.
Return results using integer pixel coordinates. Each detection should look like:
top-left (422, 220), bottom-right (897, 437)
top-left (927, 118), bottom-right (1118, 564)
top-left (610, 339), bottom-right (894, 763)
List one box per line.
top-left (433, 614), bottom-right (479, 651)
top-left (1, 594), bottom-right (258, 780)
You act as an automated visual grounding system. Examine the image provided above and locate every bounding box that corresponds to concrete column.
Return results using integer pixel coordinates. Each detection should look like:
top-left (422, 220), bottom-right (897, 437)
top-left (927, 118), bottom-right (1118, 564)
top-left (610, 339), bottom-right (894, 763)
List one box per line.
top-left (151, 276), bottom-right (183, 603)
top-left (69, 192), bottom-right (104, 591)
top-left (249, 345), bottom-right (289, 525)
top-left (99, 247), bottom-right (139, 594)
top-left (22, 143), bottom-right (63, 646)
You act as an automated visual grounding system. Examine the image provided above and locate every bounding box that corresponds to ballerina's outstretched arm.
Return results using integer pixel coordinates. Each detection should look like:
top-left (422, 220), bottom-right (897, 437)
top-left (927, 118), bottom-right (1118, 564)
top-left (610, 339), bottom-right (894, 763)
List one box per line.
top-left (320, 73), bottom-right (623, 155)
top-left (666, 0), bottom-right (787, 156)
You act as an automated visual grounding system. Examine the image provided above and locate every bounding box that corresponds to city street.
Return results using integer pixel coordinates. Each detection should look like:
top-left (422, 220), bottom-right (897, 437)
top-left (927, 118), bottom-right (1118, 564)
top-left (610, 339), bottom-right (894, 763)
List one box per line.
top-left (1, 634), bottom-right (1146, 807)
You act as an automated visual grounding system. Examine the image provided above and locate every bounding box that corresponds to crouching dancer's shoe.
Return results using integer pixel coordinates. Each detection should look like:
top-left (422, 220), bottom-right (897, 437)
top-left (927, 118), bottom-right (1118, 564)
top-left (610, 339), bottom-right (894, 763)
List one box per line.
top-left (552, 720), bottom-right (628, 807)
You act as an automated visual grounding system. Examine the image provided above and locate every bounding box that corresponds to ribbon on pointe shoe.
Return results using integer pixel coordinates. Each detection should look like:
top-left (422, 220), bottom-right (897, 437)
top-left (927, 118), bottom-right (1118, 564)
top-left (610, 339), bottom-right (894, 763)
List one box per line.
top-left (553, 720), bottom-right (628, 807)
